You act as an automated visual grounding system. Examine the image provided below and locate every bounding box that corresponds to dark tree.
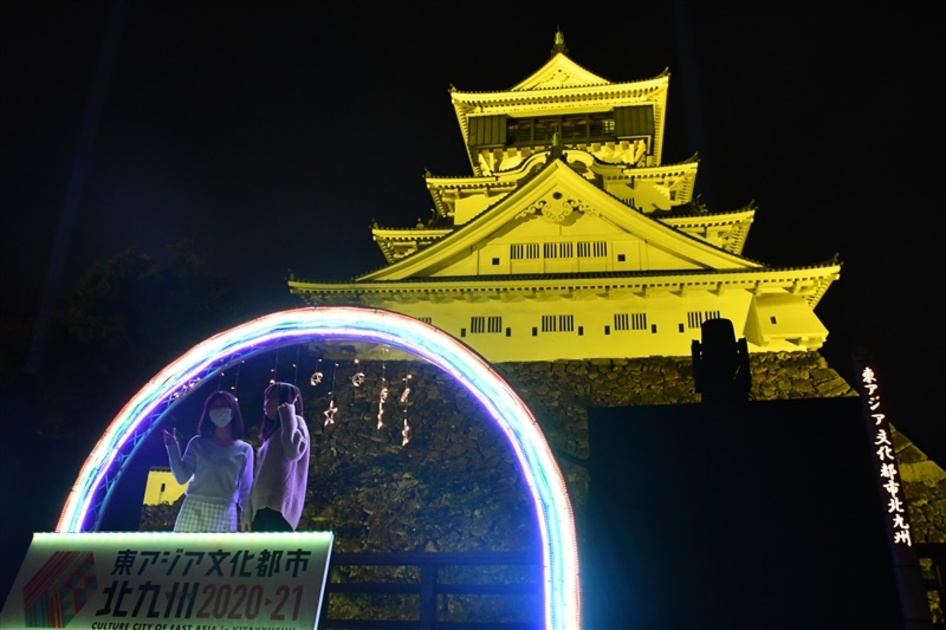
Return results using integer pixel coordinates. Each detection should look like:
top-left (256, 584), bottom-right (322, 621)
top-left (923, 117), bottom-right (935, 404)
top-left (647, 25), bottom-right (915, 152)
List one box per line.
top-left (36, 242), bottom-right (248, 437)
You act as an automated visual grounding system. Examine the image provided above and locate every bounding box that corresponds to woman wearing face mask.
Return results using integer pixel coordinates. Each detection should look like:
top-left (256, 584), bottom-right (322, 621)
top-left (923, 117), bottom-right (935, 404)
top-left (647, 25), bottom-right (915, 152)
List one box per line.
top-left (162, 391), bottom-right (254, 532)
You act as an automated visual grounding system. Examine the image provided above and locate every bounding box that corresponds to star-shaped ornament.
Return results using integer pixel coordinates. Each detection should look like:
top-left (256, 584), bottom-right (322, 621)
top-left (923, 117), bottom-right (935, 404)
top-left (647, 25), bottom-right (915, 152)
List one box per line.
top-left (323, 399), bottom-right (338, 425)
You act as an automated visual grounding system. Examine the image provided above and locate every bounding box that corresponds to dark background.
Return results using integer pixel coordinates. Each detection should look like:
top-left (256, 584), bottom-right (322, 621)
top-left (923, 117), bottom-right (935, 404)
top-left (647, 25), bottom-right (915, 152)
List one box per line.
top-left (585, 399), bottom-right (910, 629)
top-left (0, 0), bottom-right (941, 587)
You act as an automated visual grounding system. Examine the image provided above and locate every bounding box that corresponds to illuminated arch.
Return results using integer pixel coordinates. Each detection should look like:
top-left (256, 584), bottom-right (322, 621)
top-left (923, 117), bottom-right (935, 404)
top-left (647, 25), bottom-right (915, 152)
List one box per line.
top-left (56, 306), bottom-right (580, 629)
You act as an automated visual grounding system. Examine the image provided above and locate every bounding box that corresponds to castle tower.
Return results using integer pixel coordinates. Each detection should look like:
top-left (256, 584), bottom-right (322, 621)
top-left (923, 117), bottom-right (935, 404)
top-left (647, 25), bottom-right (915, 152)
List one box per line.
top-left (289, 31), bottom-right (840, 363)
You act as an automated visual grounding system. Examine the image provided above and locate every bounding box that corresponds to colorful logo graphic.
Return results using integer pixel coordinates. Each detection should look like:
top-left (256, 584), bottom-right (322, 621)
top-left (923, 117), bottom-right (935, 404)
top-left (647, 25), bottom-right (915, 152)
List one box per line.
top-left (23, 551), bottom-right (97, 627)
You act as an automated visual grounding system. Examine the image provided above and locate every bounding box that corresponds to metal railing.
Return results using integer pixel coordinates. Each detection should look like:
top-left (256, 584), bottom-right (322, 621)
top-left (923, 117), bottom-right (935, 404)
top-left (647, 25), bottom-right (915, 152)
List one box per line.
top-left (316, 544), bottom-right (946, 628)
top-left (318, 551), bottom-right (543, 630)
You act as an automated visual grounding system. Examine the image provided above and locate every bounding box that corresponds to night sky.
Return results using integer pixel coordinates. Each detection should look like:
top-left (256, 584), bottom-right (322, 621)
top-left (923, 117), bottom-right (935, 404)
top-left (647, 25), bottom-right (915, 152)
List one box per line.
top-left (2, 2), bottom-right (941, 465)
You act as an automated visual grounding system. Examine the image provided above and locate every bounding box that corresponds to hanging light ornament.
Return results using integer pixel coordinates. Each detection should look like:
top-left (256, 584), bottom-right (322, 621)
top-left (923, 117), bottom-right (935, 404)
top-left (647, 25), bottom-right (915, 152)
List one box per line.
top-left (399, 374), bottom-right (413, 404)
top-left (399, 373), bottom-right (413, 446)
top-left (230, 360), bottom-right (244, 399)
top-left (310, 357), bottom-right (324, 386)
top-left (269, 348), bottom-right (280, 385)
top-left (323, 399), bottom-right (338, 425)
top-left (377, 359), bottom-right (389, 429)
top-left (402, 411), bottom-right (411, 447)
top-left (324, 362), bottom-right (339, 426)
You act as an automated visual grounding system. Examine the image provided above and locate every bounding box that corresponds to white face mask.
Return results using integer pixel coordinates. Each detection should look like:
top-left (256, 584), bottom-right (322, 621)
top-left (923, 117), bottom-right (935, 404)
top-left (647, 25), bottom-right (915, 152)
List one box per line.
top-left (209, 408), bottom-right (233, 428)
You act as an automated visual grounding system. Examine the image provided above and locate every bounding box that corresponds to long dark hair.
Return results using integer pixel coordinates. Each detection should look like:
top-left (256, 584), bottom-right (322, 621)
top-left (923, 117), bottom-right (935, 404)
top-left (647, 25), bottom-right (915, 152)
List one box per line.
top-left (260, 382), bottom-right (303, 441)
top-left (197, 390), bottom-right (246, 439)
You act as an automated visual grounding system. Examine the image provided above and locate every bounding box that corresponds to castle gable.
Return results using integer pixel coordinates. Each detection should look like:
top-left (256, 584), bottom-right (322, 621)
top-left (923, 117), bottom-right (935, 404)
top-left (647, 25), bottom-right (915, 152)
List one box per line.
top-left (359, 159), bottom-right (759, 282)
top-left (510, 52), bottom-right (611, 91)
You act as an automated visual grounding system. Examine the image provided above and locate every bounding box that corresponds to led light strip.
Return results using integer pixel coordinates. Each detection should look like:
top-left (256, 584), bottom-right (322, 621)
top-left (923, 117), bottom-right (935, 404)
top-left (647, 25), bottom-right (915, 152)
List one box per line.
top-left (55, 306), bottom-right (581, 629)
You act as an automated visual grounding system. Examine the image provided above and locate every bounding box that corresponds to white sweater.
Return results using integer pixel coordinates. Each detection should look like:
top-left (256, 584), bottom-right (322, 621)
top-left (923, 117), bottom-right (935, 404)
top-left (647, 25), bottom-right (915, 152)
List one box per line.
top-left (248, 409), bottom-right (310, 530)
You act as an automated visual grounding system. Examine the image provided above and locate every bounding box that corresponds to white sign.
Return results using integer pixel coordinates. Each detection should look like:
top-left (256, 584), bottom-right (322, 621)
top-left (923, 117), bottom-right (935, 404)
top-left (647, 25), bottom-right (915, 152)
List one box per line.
top-left (1, 531), bottom-right (333, 630)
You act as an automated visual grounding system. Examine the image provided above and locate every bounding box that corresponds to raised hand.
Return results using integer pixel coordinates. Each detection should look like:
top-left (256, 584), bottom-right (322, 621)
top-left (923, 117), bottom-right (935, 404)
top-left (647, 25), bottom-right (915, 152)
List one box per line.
top-left (162, 427), bottom-right (178, 446)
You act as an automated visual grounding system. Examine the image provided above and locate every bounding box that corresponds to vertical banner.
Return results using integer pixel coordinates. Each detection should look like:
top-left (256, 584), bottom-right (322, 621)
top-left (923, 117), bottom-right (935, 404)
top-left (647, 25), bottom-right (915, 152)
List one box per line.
top-left (1, 531), bottom-right (333, 630)
top-left (855, 359), bottom-right (915, 550)
top-left (852, 352), bottom-right (933, 628)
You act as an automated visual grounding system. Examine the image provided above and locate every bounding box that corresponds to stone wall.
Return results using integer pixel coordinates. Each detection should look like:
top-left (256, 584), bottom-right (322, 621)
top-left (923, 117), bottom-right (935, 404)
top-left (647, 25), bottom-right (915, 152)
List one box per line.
top-left (141, 350), bottom-right (945, 546)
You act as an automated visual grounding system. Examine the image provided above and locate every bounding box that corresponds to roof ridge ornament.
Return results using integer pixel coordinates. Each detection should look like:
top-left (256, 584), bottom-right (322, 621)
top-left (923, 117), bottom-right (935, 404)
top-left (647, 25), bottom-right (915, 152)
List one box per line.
top-left (550, 130), bottom-right (565, 160)
top-left (551, 27), bottom-right (568, 57)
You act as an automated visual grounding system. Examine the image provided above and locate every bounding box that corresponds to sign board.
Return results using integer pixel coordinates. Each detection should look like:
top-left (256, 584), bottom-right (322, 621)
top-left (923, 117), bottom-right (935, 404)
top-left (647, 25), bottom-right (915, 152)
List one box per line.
top-left (1, 531), bottom-right (333, 630)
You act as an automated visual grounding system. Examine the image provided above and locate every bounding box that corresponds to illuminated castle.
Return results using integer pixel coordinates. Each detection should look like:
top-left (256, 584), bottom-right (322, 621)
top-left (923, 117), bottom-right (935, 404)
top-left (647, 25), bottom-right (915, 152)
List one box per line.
top-left (134, 32), bottom-right (943, 625)
top-left (289, 31), bottom-right (840, 363)
top-left (281, 33), bottom-right (946, 555)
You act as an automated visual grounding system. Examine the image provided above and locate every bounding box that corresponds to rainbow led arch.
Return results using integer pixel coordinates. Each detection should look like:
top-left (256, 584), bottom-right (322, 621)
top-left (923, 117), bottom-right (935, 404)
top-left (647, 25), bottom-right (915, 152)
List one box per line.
top-left (56, 306), bottom-right (580, 629)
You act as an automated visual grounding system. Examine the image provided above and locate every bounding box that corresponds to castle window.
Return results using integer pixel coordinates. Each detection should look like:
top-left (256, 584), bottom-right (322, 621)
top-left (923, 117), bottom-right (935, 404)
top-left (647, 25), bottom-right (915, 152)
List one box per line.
top-left (511, 243), bottom-right (539, 259)
top-left (614, 105), bottom-right (656, 147)
top-left (533, 118), bottom-right (558, 143)
top-left (615, 313), bottom-right (647, 331)
top-left (561, 115), bottom-right (589, 139)
top-left (687, 310), bottom-right (722, 329)
top-left (506, 112), bottom-right (619, 147)
top-left (470, 316), bottom-right (502, 334)
top-left (577, 241), bottom-right (607, 258)
top-left (544, 243), bottom-right (558, 258)
top-left (492, 257), bottom-right (500, 265)
top-left (468, 114), bottom-right (508, 149)
top-left (542, 314), bottom-right (575, 332)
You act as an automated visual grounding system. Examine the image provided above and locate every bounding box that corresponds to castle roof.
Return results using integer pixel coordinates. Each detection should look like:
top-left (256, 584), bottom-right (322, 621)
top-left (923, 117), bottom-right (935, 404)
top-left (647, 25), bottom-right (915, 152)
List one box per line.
top-left (450, 36), bottom-right (671, 176)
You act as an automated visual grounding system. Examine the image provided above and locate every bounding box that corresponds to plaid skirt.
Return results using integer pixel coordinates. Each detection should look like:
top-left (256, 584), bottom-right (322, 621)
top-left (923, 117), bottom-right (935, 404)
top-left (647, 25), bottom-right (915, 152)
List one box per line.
top-left (174, 497), bottom-right (238, 532)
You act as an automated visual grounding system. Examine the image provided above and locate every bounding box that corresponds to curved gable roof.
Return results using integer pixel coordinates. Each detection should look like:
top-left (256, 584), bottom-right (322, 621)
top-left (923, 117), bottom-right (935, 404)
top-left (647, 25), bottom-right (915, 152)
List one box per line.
top-left (359, 159), bottom-right (761, 282)
top-left (511, 52), bottom-right (611, 90)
